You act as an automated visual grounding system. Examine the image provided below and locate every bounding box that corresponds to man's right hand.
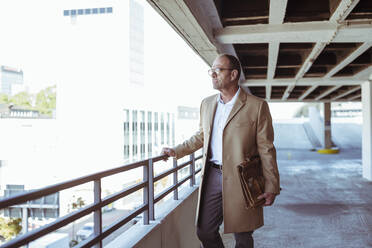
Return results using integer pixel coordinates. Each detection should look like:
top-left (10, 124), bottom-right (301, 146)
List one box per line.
top-left (161, 148), bottom-right (176, 161)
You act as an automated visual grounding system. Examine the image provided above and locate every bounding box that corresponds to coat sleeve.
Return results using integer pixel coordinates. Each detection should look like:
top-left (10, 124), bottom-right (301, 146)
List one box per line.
top-left (173, 100), bottom-right (204, 159)
top-left (256, 100), bottom-right (280, 195)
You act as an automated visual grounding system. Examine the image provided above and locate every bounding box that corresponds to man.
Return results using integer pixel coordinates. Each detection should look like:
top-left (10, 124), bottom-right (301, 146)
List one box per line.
top-left (162, 54), bottom-right (280, 248)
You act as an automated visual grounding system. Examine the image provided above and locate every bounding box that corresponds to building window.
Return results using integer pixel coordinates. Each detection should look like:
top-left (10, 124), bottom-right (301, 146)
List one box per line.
top-left (99, 8), bottom-right (106, 14)
top-left (84, 9), bottom-right (91, 15)
top-left (154, 112), bottom-right (158, 146)
top-left (78, 9), bottom-right (83, 15)
top-left (63, 10), bottom-right (70, 16)
top-left (140, 111), bottom-right (145, 159)
top-left (148, 112), bottom-right (152, 156)
top-left (132, 110), bottom-right (138, 157)
top-left (172, 113), bottom-right (175, 146)
top-left (166, 113), bottom-right (170, 145)
top-left (161, 113), bottom-right (164, 145)
top-left (107, 7), bottom-right (113, 13)
top-left (92, 8), bottom-right (98, 14)
top-left (123, 110), bottom-right (130, 160)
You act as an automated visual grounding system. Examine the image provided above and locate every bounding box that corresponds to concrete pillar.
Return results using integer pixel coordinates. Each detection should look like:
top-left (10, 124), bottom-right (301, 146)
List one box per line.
top-left (362, 81), bottom-right (372, 180)
top-left (323, 102), bottom-right (332, 149)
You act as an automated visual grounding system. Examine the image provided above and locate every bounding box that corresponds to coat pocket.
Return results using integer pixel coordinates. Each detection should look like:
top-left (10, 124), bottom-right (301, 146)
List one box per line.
top-left (235, 120), bottom-right (255, 127)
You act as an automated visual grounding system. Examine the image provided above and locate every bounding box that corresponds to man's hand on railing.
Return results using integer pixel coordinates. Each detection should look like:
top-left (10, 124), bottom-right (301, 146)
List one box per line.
top-left (161, 147), bottom-right (176, 161)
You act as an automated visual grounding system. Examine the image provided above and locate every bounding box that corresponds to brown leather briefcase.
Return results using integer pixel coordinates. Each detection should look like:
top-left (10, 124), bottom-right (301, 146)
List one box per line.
top-left (237, 156), bottom-right (266, 209)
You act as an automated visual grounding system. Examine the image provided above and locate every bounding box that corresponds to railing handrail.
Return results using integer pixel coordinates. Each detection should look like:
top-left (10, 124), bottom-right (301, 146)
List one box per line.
top-left (0, 155), bottom-right (165, 209)
top-left (0, 152), bottom-right (203, 248)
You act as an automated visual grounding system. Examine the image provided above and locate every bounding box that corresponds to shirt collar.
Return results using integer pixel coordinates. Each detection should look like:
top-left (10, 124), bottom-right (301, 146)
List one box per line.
top-left (217, 87), bottom-right (240, 106)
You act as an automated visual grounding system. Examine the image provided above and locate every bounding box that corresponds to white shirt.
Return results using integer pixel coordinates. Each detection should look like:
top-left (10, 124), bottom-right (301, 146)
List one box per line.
top-left (209, 88), bottom-right (240, 165)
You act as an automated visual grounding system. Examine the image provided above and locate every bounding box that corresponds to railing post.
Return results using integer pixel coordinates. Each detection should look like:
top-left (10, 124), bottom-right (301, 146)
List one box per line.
top-left (148, 158), bottom-right (154, 221)
top-left (190, 153), bottom-right (196, 186)
top-left (173, 158), bottom-right (178, 200)
top-left (93, 179), bottom-right (102, 248)
top-left (143, 163), bottom-right (149, 225)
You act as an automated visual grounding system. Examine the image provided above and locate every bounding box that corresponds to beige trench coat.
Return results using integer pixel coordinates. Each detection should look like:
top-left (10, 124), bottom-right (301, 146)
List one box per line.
top-left (174, 89), bottom-right (280, 233)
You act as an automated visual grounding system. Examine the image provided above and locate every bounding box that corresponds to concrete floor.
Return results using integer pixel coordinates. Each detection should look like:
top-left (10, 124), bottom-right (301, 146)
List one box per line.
top-left (221, 149), bottom-right (372, 248)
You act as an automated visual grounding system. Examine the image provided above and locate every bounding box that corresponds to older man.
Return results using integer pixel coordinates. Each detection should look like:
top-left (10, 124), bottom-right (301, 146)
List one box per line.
top-left (162, 54), bottom-right (280, 248)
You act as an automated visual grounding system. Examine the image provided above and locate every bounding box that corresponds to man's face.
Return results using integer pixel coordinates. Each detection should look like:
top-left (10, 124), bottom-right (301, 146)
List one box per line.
top-left (210, 56), bottom-right (234, 91)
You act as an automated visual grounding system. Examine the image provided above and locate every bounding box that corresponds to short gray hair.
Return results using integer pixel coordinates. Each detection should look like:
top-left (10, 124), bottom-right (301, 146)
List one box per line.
top-left (219, 54), bottom-right (242, 79)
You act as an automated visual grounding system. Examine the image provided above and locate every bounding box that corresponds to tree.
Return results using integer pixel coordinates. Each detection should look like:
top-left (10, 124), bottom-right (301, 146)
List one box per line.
top-left (0, 85), bottom-right (56, 117)
top-left (0, 217), bottom-right (22, 241)
top-left (35, 85), bottom-right (56, 116)
top-left (11, 91), bottom-right (33, 108)
top-left (0, 93), bottom-right (10, 104)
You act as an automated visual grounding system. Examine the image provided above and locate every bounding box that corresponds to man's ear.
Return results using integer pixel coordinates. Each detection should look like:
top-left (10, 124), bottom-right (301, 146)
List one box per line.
top-left (231, 69), bottom-right (238, 81)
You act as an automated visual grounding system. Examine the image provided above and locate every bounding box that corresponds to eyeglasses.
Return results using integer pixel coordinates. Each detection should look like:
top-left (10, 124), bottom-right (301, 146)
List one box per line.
top-left (208, 68), bottom-right (234, 76)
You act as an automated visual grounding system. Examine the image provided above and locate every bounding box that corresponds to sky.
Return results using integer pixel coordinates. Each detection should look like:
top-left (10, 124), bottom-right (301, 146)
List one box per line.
top-left (0, 0), bottom-right (303, 118)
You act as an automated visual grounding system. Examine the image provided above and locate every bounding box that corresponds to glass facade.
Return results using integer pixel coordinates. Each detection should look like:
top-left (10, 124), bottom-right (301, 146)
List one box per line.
top-left (129, 0), bottom-right (144, 86)
top-left (124, 110), bottom-right (130, 160)
top-left (147, 112), bottom-right (152, 156)
top-left (132, 110), bottom-right (138, 158)
top-left (124, 109), bottom-right (174, 161)
top-left (0, 66), bottom-right (24, 96)
top-left (154, 112), bottom-right (158, 146)
top-left (140, 111), bottom-right (145, 159)
top-left (161, 113), bottom-right (164, 145)
top-left (166, 113), bottom-right (170, 145)
top-left (63, 7), bottom-right (113, 16)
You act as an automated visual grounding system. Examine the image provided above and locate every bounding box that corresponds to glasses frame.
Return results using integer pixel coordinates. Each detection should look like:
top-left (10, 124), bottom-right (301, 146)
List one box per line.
top-left (208, 68), bottom-right (235, 76)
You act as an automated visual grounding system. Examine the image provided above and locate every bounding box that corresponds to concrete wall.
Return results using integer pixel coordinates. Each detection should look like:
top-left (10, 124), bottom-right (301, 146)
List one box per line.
top-left (273, 122), bottom-right (313, 149)
top-left (107, 186), bottom-right (200, 248)
top-left (309, 107), bottom-right (325, 147)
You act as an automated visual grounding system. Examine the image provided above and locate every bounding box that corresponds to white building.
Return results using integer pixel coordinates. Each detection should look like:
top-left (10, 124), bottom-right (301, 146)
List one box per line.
top-left (0, 66), bottom-right (24, 96)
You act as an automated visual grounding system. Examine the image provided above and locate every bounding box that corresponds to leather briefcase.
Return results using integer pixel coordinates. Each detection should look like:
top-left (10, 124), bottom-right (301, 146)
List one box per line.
top-left (237, 156), bottom-right (266, 209)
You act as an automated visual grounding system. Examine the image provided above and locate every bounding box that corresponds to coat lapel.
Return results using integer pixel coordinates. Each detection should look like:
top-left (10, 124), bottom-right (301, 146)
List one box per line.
top-left (206, 95), bottom-right (218, 132)
top-left (224, 89), bottom-right (247, 129)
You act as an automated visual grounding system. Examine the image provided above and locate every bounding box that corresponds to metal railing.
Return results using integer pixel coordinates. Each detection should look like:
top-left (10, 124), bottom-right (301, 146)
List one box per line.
top-left (0, 152), bottom-right (202, 248)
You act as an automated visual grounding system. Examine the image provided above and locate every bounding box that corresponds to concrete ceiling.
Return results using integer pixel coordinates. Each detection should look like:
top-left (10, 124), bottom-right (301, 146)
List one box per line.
top-left (147, 0), bottom-right (372, 102)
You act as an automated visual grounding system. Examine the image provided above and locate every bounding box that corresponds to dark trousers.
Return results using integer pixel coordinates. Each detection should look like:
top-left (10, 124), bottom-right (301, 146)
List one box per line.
top-left (196, 166), bottom-right (254, 248)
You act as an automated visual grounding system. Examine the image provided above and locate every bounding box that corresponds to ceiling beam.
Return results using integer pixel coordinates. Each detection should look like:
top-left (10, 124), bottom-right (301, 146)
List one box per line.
top-left (215, 21), bottom-right (372, 44)
top-left (266, 85), bottom-right (272, 100)
top-left (295, 43), bottom-right (327, 80)
top-left (315, 85), bottom-right (342, 100)
top-left (241, 77), bottom-right (364, 87)
top-left (329, 0), bottom-right (360, 22)
top-left (354, 65), bottom-right (372, 80)
top-left (348, 93), bottom-right (361, 100)
top-left (183, 0), bottom-right (246, 81)
top-left (147, 0), bottom-right (218, 64)
top-left (325, 42), bottom-right (372, 78)
top-left (331, 86), bottom-right (361, 100)
top-left (267, 0), bottom-right (287, 82)
top-left (269, 0), bottom-right (288, 24)
top-left (299, 85), bottom-right (318, 100)
top-left (268, 43), bottom-right (279, 80)
top-left (282, 85), bottom-right (295, 100)
top-left (293, 0), bottom-right (360, 91)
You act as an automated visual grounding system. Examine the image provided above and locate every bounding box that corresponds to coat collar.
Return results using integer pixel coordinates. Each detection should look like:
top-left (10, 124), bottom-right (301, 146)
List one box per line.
top-left (206, 89), bottom-right (247, 132)
top-left (224, 89), bottom-right (247, 128)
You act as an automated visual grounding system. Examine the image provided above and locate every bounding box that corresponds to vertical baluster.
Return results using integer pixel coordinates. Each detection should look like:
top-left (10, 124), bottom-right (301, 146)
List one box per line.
top-left (143, 163), bottom-right (149, 225)
top-left (190, 153), bottom-right (195, 186)
top-left (148, 158), bottom-right (154, 220)
top-left (173, 158), bottom-right (178, 200)
top-left (93, 180), bottom-right (102, 248)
